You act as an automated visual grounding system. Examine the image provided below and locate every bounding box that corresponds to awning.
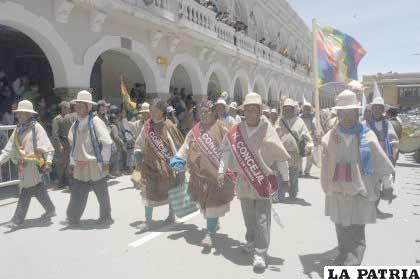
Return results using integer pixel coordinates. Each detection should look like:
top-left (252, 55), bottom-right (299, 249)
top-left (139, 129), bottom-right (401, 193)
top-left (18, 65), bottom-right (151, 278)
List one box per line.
top-left (397, 84), bottom-right (420, 88)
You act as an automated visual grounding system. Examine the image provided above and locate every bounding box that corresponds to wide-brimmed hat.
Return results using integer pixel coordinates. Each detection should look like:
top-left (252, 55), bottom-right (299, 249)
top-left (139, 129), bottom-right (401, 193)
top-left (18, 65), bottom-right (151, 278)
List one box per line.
top-left (97, 100), bottom-right (110, 107)
top-left (242, 92), bottom-right (262, 107)
top-left (262, 105), bottom-right (270, 113)
top-left (229, 102), bottom-right (238, 109)
top-left (333, 90), bottom-right (361, 110)
top-left (282, 98), bottom-right (295, 108)
top-left (302, 101), bottom-right (312, 108)
top-left (215, 98), bottom-right (228, 108)
top-left (139, 102), bottom-right (150, 113)
top-left (73, 90), bottom-right (97, 105)
top-left (167, 106), bottom-right (175, 114)
top-left (13, 100), bottom-right (37, 114)
top-left (369, 96), bottom-right (385, 107)
top-left (270, 108), bottom-right (278, 114)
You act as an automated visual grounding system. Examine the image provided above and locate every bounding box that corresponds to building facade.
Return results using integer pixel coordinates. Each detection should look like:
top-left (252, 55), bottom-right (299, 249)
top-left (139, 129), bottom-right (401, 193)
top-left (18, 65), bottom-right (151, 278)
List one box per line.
top-left (0, 0), bottom-right (313, 106)
top-left (363, 72), bottom-right (420, 109)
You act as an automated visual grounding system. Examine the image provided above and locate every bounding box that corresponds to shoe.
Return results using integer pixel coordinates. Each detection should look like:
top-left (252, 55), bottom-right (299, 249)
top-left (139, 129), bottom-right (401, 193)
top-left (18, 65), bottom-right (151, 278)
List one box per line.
top-left (332, 253), bottom-right (346, 266)
top-left (242, 242), bottom-right (255, 254)
top-left (253, 254), bottom-right (267, 270)
top-left (163, 214), bottom-right (176, 225)
top-left (60, 219), bottom-right (79, 227)
top-left (40, 211), bottom-right (56, 220)
top-left (342, 252), bottom-right (361, 266)
top-left (4, 221), bottom-right (20, 229)
top-left (136, 221), bottom-right (153, 232)
top-left (96, 217), bottom-right (114, 226)
top-left (201, 234), bottom-right (215, 248)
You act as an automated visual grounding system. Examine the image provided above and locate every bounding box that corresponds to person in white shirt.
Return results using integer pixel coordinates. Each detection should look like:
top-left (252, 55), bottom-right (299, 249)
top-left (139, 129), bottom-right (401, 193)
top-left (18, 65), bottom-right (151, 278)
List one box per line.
top-left (0, 100), bottom-right (55, 229)
top-left (63, 91), bottom-right (114, 227)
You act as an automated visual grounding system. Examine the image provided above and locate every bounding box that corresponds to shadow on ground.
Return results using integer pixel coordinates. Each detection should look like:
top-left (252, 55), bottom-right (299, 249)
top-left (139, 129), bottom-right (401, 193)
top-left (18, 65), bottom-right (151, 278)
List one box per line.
top-left (3, 218), bottom-right (53, 233)
top-left (166, 226), bottom-right (284, 273)
top-left (299, 247), bottom-right (339, 278)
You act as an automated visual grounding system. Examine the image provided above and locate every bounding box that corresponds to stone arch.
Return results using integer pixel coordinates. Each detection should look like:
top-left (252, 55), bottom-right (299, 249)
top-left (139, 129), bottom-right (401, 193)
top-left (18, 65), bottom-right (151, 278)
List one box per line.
top-left (252, 74), bottom-right (267, 100)
top-left (166, 53), bottom-right (205, 96)
top-left (267, 78), bottom-right (279, 105)
top-left (205, 63), bottom-right (231, 101)
top-left (0, 1), bottom-right (74, 87)
top-left (230, 68), bottom-right (250, 104)
top-left (83, 36), bottom-right (159, 93)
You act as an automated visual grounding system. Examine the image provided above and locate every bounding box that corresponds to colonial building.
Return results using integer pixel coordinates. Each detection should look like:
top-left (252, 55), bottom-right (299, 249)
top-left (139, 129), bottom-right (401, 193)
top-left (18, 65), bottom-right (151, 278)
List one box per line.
top-left (363, 72), bottom-right (420, 109)
top-left (0, 0), bottom-right (313, 106)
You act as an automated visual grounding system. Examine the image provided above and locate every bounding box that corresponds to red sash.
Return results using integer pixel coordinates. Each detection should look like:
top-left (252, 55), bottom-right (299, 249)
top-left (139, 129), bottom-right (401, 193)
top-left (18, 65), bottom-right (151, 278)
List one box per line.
top-left (226, 125), bottom-right (277, 198)
top-left (191, 123), bottom-right (236, 181)
top-left (143, 119), bottom-right (173, 164)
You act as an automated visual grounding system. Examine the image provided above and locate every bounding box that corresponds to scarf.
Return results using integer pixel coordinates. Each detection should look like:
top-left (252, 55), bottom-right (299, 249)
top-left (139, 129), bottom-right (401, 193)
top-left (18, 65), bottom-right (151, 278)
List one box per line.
top-left (15, 119), bottom-right (45, 168)
top-left (72, 113), bottom-right (103, 163)
top-left (369, 117), bottom-right (392, 158)
top-left (339, 123), bottom-right (374, 176)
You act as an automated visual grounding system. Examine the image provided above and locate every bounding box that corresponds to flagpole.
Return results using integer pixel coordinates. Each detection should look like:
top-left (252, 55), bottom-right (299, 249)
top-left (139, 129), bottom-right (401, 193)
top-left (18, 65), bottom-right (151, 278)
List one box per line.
top-left (311, 18), bottom-right (323, 168)
top-left (312, 18), bottom-right (321, 134)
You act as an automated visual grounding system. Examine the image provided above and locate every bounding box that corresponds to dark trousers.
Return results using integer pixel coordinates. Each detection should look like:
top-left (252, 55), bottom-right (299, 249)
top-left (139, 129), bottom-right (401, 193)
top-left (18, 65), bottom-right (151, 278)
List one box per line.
top-left (240, 199), bottom-right (271, 256)
top-left (335, 224), bottom-right (366, 266)
top-left (12, 183), bottom-right (55, 224)
top-left (66, 178), bottom-right (111, 223)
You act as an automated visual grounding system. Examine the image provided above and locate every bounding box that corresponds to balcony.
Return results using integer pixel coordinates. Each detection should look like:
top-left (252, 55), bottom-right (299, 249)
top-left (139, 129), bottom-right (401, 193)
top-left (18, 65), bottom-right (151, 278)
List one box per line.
top-left (79, 0), bottom-right (311, 81)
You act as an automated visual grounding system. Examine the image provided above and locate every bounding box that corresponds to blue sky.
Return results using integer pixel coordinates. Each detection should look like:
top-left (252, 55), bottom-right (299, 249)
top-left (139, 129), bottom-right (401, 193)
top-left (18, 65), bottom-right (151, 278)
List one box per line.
top-left (288, 0), bottom-right (420, 78)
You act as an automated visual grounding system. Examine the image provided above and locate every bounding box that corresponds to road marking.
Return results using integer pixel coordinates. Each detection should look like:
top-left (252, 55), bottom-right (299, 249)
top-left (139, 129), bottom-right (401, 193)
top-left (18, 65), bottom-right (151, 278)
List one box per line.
top-left (129, 211), bottom-right (200, 248)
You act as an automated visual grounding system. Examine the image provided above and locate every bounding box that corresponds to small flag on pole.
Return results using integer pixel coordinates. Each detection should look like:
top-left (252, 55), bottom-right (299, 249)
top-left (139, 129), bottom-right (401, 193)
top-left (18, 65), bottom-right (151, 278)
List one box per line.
top-left (361, 91), bottom-right (367, 118)
top-left (316, 23), bottom-right (366, 87)
top-left (120, 75), bottom-right (137, 111)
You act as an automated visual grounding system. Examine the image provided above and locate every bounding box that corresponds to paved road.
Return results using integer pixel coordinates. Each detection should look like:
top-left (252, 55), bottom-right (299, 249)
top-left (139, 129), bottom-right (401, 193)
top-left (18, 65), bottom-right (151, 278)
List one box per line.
top-left (0, 154), bottom-right (419, 279)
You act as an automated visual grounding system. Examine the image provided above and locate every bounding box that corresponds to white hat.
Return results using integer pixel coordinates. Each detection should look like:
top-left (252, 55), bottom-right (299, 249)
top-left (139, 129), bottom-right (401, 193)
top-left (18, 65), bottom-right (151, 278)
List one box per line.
top-left (282, 98), bottom-right (295, 107)
top-left (140, 102), bottom-right (150, 113)
top-left (302, 102), bottom-right (312, 108)
top-left (167, 106), bottom-right (175, 113)
top-left (262, 105), bottom-right (270, 113)
top-left (13, 100), bottom-right (37, 114)
top-left (215, 98), bottom-right (228, 107)
top-left (229, 102), bottom-right (238, 109)
top-left (73, 90), bottom-right (97, 105)
top-left (270, 108), bottom-right (278, 114)
top-left (370, 96), bottom-right (385, 107)
top-left (242, 92), bottom-right (262, 106)
top-left (333, 90), bottom-right (361, 110)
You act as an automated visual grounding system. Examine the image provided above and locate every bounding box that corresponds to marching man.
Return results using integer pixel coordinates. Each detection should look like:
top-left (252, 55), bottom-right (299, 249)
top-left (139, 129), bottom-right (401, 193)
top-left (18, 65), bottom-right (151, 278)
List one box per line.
top-left (300, 101), bottom-right (317, 177)
top-left (0, 100), bottom-right (56, 229)
top-left (275, 98), bottom-right (313, 200)
top-left (321, 90), bottom-right (395, 265)
top-left (63, 91), bottom-right (114, 227)
top-left (218, 92), bottom-right (290, 270)
top-left (169, 100), bottom-right (235, 248)
top-left (367, 96), bottom-right (399, 217)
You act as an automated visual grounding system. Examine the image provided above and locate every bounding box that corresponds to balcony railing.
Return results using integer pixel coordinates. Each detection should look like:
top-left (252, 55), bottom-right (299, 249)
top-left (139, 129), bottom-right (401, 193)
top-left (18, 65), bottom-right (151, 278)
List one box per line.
top-left (87, 0), bottom-right (310, 79)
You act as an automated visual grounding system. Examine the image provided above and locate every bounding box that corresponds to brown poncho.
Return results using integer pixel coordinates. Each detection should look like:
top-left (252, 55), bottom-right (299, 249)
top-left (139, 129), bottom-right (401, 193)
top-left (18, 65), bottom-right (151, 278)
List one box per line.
top-left (137, 119), bottom-right (184, 206)
top-left (178, 120), bottom-right (234, 209)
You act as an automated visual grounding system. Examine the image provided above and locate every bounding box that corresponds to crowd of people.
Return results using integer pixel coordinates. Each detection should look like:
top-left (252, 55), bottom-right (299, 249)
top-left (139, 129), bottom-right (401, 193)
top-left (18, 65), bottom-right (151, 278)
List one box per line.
top-left (0, 86), bottom-right (402, 270)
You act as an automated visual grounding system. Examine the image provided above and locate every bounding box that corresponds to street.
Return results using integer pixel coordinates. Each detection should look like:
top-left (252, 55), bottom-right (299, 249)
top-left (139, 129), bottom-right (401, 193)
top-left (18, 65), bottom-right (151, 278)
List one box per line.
top-left (0, 154), bottom-right (419, 279)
